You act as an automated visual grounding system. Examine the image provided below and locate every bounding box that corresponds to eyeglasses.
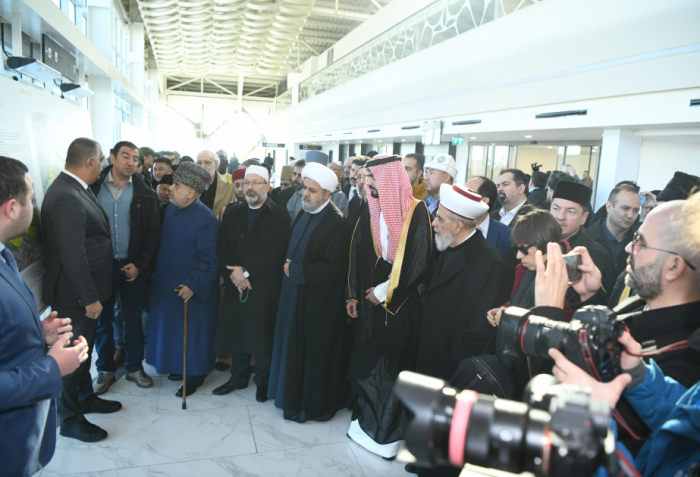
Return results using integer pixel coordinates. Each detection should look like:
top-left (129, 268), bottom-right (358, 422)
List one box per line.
top-left (630, 232), bottom-right (696, 270)
top-left (511, 244), bottom-right (533, 256)
top-left (243, 180), bottom-right (267, 187)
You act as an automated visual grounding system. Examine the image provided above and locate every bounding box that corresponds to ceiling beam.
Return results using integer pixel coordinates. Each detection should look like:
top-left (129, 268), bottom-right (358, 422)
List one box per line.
top-left (302, 30), bottom-right (346, 40)
top-left (310, 7), bottom-right (372, 20)
top-left (304, 20), bottom-right (356, 30)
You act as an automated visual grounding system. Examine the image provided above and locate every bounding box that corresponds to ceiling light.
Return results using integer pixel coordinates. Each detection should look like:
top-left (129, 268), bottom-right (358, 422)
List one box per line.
top-left (7, 56), bottom-right (62, 83)
top-left (401, 139), bottom-right (406, 142)
top-left (525, 135), bottom-right (532, 139)
top-left (359, 141), bottom-right (362, 143)
top-left (312, 143), bottom-right (315, 145)
top-left (345, 141), bottom-right (349, 143)
top-left (59, 82), bottom-right (94, 98)
top-left (470, 137), bottom-right (476, 140)
top-left (378, 140), bottom-right (382, 143)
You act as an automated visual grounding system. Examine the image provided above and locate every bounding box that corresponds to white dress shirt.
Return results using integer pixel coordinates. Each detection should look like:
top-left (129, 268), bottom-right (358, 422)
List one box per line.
top-left (62, 169), bottom-right (89, 190)
top-left (477, 214), bottom-right (490, 239)
top-left (499, 199), bottom-right (527, 225)
top-left (372, 212), bottom-right (391, 303)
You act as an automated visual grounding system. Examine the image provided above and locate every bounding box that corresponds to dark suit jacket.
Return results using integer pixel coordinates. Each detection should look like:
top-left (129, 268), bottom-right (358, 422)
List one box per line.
top-left (585, 218), bottom-right (638, 276)
top-left (41, 172), bottom-right (113, 307)
top-left (0, 255), bottom-right (62, 476)
top-left (490, 201), bottom-right (533, 227)
top-left (342, 182), bottom-right (351, 199)
top-left (527, 188), bottom-right (547, 208)
top-left (485, 216), bottom-right (511, 258)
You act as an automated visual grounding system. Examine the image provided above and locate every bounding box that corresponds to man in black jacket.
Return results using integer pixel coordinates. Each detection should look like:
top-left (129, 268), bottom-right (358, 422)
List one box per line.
top-left (527, 171), bottom-right (547, 208)
top-left (91, 142), bottom-right (161, 395)
top-left (41, 138), bottom-right (120, 442)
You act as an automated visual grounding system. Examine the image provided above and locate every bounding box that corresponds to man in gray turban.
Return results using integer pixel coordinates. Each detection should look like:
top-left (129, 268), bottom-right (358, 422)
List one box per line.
top-left (147, 161), bottom-right (221, 396)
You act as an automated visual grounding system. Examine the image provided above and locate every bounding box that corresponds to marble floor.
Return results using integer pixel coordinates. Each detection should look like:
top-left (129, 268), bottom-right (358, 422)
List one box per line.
top-left (40, 355), bottom-right (410, 477)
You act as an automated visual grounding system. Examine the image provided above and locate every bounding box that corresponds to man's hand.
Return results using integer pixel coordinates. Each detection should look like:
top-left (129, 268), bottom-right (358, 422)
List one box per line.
top-left (85, 301), bottom-right (103, 320)
top-left (569, 246), bottom-right (602, 301)
top-left (617, 331), bottom-right (644, 371)
top-left (121, 263), bottom-right (140, 281)
top-left (42, 311), bottom-right (73, 346)
top-left (487, 307), bottom-right (505, 327)
top-left (347, 300), bottom-right (358, 318)
top-left (284, 259), bottom-right (291, 278)
top-left (47, 334), bottom-right (89, 377)
top-left (237, 278), bottom-right (252, 294)
top-left (226, 265), bottom-right (245, 286)
top-left (534, 243), bottom-right (568, 309)
top-left (177, 285), bottom-right (194, 303)
top-left (365, 287), bottom-right (380, 306)
top-left (549, 348), bottom-right (631, 409)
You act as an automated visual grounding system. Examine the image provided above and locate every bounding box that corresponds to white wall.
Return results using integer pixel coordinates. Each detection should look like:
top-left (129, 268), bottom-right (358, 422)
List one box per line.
top-left (637, 140), bottom-right (700, 192)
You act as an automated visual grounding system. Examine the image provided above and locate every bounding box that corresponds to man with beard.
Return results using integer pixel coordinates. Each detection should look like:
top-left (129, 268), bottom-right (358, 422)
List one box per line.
top-left (196, 150), bottom-right (236, 217)
top-left (346, 154), bottom-right (433, 458)
top-left (268, 163), bottom-right (350, 421)
top-left (213, 165), bottom-right (290, 401)
top-left (416, 185), bottom-right (509, 381)
top-left (347, 158), bottom-right (367, 223)
top-left (492, 169), bottom-right (531, 226)
top-left (274, 160), bottom-right (305, 211)
top-left (147, 162), bottom-right (220, 396)
top-left (402, 153), bottom-right (427, 200)
top-left (348, 165), bottom-right (367, 229)
top-left (422, 154), bottom-right (457, 221)
top-left (230, 168), bottom-right (246, 203)
top-left (270, 165), bottom-right (293, 200)
top-left (586, 183), bottom-right (640, 276)
top-left (342, 156), bottom-right (353, 188)
top-left (287, 152), bottom-right (348, 221)
top-left (550, 181), bottom-right (616, 294)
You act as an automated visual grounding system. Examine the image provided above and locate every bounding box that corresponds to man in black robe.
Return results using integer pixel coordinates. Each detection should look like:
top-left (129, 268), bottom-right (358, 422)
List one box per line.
top-left (212, 165), bottom-right (290, 402)
top-left (416, 184), bottom-right (509, 381)
top-left (267, 163), bottom-right (350, 422)
top-left (549, 181), bottom-right (617, 293)
top-left (345, 155), bottom-right (433, 458)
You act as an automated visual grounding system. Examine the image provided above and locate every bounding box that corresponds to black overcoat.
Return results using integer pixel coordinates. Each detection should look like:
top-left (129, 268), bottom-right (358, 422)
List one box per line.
top-left (215, 198), bottom-right (291, 356)
top-left (416, 232), bottom-right (510, 381)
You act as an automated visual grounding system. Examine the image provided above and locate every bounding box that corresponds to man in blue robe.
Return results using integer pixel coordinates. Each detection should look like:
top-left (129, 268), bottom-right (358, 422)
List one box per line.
top-left (147, 162), bottom-right (220, 396)
top-left (268, 163), bottom-right (350, 422)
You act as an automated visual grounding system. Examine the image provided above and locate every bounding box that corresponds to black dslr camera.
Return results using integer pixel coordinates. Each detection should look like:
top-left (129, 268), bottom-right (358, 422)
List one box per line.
top-left (499, 305), bottom-right (626, 382)
top-left (395, 372), bottom-right (616, 477)
top-left (531, 162), bottom-right (542, 173)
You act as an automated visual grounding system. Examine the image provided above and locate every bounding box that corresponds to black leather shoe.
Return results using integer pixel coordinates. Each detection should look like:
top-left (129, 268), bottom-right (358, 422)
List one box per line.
top-left (60, 420), bottom-right (108, 442)
top-left (81, 396), bottom-right (122, 414)
top-left (176, 384), bottom-right (198, 397)
top-left (255, 385), bottom-right (268, 402)
top-left (214, 361), bottom-right (231, 372)
top-left (212, 381), bottom-right (247, 395)
top-left (168, 374), bottom-right (183, 381)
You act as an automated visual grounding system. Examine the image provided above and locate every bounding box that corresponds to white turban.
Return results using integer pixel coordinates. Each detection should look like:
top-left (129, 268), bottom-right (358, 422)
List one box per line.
top-left (301, 162), bottom-right (338, 192)
top-left (245, 165), bottom-right (268, 181)
top-left (439, 184), bottom-right (489, 220)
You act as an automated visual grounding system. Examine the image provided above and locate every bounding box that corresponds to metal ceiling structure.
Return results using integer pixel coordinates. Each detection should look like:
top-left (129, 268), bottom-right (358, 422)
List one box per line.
top-left (133, 0), bottom-right (391, 96)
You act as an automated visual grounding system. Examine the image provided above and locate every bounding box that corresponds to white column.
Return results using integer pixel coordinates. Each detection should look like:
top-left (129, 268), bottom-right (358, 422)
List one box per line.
top-left (88, 1), bottom-right (112, 61)
top-left (454, 143), bottom-right (469, 185)
top-left (594, 129), bottom-right (642, 209)
top-left (237, 74), bottom-right (244, 112)
top-left (11, 0), bottom-right (22, 56)
top-left (130, 22), bottom-right (145, 94)
top-left (90, 76), bottom-right (115, 151)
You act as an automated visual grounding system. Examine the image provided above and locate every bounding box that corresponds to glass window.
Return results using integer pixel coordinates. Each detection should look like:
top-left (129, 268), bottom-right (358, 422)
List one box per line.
top-left (69, 1), bottom-right (76, 23)
top-left (81, 14), bottom-right (88, 35)
top-left (491, 146), bottom-right (510, 180)
top-left (53, 0), bottom-right (60, 8)
top-left (467, 146), bottom-right (486, 180)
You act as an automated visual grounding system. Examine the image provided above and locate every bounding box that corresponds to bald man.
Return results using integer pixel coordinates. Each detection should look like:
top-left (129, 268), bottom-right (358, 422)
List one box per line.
top-left (196, 150), bottom-right (237, 217)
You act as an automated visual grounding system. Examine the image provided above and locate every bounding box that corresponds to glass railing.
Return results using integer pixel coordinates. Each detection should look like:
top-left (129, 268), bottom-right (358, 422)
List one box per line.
top-left (277, 88), bottom-right (292, 111)
top-left (291, 0), bottom-right (539, 104)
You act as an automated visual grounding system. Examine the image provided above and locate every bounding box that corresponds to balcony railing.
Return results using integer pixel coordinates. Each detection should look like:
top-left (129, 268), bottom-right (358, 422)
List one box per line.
top-left (277, 88), bottom-right (292, 111)
top-left (292, 0), bottom-right (539, 104)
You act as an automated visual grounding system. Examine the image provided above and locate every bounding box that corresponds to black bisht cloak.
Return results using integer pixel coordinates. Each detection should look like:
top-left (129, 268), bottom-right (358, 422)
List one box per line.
top-left (282, 203), bottom-right (352, 422)
top-left (346, 199), bottom-right (433, 445)
top-left (215, 199), bottom-right (291, 357)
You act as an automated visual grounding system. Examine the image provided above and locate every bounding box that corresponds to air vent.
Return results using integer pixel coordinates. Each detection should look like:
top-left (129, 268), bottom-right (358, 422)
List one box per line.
top-left (325, 134), bottom-right (332, 136)
top-left (452, 120), bottom-right (482, 126)
top-left (536, 110), bottom-right (587, 119)
top-left (368, 129), bottom-right (380, 133)
top-left (343, 132), bottom-right (352, 135)
top-left (690, 99), bottom-right (700, 107)
top-left (401, 125), bottom-right (420, 130)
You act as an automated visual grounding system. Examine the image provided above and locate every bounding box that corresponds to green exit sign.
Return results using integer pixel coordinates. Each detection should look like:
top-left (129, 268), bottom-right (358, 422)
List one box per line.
top-left (452, 137), bottom-right (464, 146)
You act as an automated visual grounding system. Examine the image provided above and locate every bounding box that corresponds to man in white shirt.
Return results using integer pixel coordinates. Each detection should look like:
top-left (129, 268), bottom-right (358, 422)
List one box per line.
top-left (466, 176), bottom-right (512, 258)
top-left (491, 168), bottom-right (531, 227)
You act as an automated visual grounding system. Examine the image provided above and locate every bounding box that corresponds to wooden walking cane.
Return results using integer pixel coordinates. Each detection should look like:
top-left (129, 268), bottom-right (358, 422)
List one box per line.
top-left (174, 286), bottom-right (188, 409)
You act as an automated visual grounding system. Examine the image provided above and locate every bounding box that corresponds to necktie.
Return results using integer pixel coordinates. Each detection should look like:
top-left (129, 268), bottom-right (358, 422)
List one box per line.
top-left (87, 187), bottom-right (99, 202)
top-left (1, 248), bottom-right (21, 280)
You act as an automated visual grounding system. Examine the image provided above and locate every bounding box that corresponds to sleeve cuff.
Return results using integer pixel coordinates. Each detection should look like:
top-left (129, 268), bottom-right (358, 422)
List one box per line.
top-left (288, 262), bottom-right (305, 285)
top-left (373, 279), bottom-right (390, 303)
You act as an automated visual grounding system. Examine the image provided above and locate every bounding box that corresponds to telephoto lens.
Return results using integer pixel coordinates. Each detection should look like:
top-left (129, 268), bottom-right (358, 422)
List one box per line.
top-left (395, 372), bottom-right (615, 477)
top-left (498, 305), bottom-right (626, 380)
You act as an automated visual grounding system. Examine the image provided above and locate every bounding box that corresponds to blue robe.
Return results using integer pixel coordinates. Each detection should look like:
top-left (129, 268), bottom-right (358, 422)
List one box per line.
top-left (268, 207), bottom-right (327, 405)
top-left (147, 200), bottom-right (220, 376)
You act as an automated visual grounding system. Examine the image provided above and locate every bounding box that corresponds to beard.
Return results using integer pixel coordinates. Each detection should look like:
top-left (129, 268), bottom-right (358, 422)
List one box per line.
top-left (246, 190), bottom-right (265, 206)
top-left (625, 255), bottom-right (664, 300)
top-left (435, 228), bottom-right (454, 252)
top-left (302, 194), bottom-right (325, 212)
top-left (368, 185), bottom-right (379, 198)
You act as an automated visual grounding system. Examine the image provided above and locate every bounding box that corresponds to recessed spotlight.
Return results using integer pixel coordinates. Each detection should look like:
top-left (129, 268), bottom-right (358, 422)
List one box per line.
top-left (401, 139), bottom-right (406, 142)
top-left (547, 146), bottom-right (552, 149)
top-left (525, 135), bottom-right (532, 138)
top-left (345, 141), bottom-right (349, 143)
top-left (322, 142), bottom-right (325, 144)
top-left (378, 140), bottom-right (382, 143)
top-left (312, 143), bottom-right (315, 145)
top-left (359, 141), bottom-right (363, 143)
top-left (470, 137), bottom-right (476, 140)
top-left (602, 134), bottom-right (604, 136)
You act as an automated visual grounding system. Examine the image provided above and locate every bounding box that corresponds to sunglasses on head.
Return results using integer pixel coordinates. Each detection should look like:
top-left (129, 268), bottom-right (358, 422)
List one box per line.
top-left (511, 244), bottom-right (533, 255)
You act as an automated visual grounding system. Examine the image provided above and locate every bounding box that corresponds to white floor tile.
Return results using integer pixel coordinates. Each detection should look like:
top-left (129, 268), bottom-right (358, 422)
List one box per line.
top-left (90, 375), bottom-right (162, 418)
top-left (41, 467), bottom-right (150, 477)
top-left (43, 406), bottom-right (256, 475)
top-left (348, 441), bottom-right (411, 477)
top-left (156, 371), bottom-right (263, 413)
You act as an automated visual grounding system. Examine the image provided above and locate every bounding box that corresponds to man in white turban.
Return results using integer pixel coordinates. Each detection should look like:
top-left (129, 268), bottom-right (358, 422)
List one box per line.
top-left (268, 162), bottom-right (351, 422)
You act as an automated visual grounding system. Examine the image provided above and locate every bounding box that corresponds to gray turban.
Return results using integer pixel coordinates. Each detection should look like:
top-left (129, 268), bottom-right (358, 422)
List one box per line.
top-left (172, 161), bottom-right (210, 195)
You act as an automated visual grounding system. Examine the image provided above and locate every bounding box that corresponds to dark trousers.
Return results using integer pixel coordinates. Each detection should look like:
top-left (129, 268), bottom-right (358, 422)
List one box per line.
top-left (55, 305), bottom-right (100, 426)
top-left (230, 353), bottom-right (270, 387)
top-left (95, 259), bottom-right (147, 373)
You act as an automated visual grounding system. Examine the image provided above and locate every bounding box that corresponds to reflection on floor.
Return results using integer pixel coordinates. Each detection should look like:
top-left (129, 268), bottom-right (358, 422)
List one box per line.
top-left (41, 355), bottom-right (410, 477)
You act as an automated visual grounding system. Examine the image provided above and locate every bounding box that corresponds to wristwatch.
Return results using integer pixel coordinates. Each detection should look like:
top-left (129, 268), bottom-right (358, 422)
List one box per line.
top-left (243, 267), bottom-right (250, 278)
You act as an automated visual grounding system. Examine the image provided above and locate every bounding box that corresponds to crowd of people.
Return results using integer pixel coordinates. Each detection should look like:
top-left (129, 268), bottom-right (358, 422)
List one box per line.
top-left (0, 139), bottom-right (699, 477)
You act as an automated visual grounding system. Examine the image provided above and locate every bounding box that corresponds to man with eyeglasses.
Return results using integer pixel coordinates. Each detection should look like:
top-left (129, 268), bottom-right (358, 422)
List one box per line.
top-left (196, 150), bottom-right (237, 217)
top-left (213, 165), bottom-right (291, 402)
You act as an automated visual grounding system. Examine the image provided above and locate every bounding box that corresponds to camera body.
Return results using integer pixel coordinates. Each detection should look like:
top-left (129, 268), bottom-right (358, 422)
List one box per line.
top-left (499, 305), bottom-right (626, 382)
top-left (395, 372), bottom-right (615, 477)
